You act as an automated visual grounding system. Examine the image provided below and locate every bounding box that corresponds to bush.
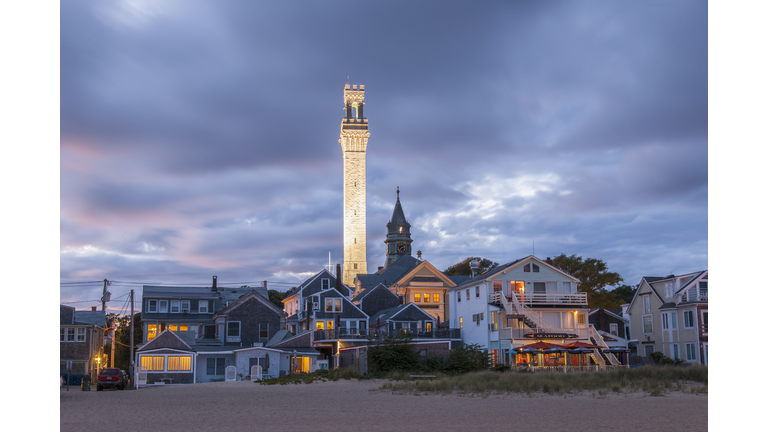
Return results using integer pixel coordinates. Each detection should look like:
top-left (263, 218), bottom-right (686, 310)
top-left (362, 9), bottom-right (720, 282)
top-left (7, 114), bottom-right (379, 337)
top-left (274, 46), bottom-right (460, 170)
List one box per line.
top-left (448, 343), bottom-right (489, 373)
top-left (367, 332), bottom-right (420, 373)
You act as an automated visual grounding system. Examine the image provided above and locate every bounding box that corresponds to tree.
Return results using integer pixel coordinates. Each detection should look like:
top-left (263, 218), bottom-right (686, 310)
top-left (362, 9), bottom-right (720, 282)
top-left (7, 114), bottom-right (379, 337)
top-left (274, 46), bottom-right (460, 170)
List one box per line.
top-left (444, 257), bottom-right (499, 276)
top-left (110, 313), bottom-right (142, 372)
top-left (611, 284), bottom-right (638, 304)
top-left (268, 289), bottom-right (290, 310)
top-left (552, 254), bottom-right (623, 307)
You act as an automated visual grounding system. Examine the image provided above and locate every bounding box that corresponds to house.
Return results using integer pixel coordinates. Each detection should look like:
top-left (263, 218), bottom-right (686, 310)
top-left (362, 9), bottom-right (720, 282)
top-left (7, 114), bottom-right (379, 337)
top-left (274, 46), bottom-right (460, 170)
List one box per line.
top-left (626, 270), bottom-right (708, 365)
top-left (282, 266), bottom-right (352, 335)
top-left (447, 255), bottom-right (622, 367)
top-left (136, 279), bottom-right (292, 383)
top-left (588, 308), bottom-right (631, 358)
top-left (60, 305), bottom-right (106, 378)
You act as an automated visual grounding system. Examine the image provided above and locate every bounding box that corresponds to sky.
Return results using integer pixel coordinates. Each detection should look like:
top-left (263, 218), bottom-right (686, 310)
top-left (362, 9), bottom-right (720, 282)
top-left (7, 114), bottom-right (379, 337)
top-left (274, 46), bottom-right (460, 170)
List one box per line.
top-left (57, 0), bottom-right (709, 313)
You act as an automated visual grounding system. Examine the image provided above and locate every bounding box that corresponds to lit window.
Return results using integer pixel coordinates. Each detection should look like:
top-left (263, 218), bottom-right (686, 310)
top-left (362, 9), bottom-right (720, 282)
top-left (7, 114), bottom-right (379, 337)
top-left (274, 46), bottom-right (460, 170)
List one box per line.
top-left (423, 294), bottom-right (430, 303)
top-left (168, 356), bottom-right (191, 371)
top-left (153, 356), bottom-right (164, 371)
top-left (459, 317), bottom-right (463, 328)
top-left (316, 321), bottom-right (324, 330)
top-left (414, 293), bottom-right (421, 302)
top-left (259, 323), bottom-right (269, 339)
top-left (493, 281), bottom-right (502, 292)
top-left (180, 325), bottom-right (188, 331)
top-left (610, 323), bottom-right (618, 336)
top-left (476, 286), bottom-right (480, 298)
top-left (327, 320), bottom-right (334, 330)
top-left (577, 314), bottom-right (585, 325)
top-left (147, 324), bottom-right (158, 340)
top-left (433, 294), bottom-right (439, 303)
top-left (466, 289), bottom-right (469, 300)
top-left (168, 324), bottom-right (178, 331)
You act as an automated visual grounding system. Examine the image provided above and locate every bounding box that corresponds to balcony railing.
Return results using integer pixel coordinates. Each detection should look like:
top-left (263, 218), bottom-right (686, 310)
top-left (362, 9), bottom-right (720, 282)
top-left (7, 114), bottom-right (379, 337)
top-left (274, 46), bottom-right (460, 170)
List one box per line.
top-left (313, 327), bottom-right (461, 341)
top-left (498, 327), bottom-right (589, 340)
top-left (489, 291), bottom-right (588, 306)
top-left (682, 289), bottom-right (708, 303)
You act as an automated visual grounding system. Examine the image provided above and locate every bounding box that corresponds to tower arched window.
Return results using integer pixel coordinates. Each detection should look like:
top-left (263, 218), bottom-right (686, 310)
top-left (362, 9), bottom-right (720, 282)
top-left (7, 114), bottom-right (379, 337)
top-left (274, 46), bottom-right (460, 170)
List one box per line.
top-left (351, 102), bottom-right (358, 118)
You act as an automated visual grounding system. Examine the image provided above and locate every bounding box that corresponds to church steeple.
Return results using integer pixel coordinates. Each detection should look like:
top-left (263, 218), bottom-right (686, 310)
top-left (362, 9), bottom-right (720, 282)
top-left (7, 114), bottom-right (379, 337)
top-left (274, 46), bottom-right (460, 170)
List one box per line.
top-left (384, 187), bottom-right (413, 268)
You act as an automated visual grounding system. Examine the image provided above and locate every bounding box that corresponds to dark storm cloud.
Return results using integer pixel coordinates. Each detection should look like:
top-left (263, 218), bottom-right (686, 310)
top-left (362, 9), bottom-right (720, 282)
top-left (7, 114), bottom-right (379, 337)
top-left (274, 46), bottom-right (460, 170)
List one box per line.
top-left (61, 1), bottom-right (707, 304)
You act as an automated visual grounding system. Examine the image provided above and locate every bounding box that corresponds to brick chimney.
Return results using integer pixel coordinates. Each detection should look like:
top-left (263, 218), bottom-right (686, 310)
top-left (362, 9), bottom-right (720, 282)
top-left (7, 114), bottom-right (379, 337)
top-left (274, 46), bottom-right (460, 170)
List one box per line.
top-left (336, 263), bottom-right (342, 291)
top-left (545, 257), bottom-right (553, 265)
top-left (212, 276), bottom-right (218, 291)
top-left (92, 306), bottom-right (97, 311)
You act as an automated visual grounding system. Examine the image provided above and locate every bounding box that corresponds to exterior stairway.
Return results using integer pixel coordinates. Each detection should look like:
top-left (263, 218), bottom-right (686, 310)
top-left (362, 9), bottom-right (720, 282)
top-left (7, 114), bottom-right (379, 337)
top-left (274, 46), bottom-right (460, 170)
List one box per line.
top-left (588, 325), bottom-right (620, 366)
top-left (489, 291), bottom-right (551, 330)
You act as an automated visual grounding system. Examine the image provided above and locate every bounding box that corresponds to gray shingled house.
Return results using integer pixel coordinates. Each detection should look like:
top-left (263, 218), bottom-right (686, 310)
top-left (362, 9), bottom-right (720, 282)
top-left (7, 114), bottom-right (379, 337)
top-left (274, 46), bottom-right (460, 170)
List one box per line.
top-left (60, 305), bottom-right (106, 378)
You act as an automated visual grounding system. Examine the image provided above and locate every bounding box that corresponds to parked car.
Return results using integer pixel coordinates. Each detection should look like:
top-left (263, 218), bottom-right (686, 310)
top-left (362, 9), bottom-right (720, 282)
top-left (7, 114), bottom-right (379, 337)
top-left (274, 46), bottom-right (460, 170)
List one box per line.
top-left (120, 369), bottom-right (130, 388)
top-left (96, 368), bottom-right (125, 391)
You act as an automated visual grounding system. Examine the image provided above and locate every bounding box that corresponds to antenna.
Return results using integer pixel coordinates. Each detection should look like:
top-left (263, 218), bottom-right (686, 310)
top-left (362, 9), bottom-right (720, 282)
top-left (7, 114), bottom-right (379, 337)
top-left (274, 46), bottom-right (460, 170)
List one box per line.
top-left (532, 241), bottom-right (535, 256)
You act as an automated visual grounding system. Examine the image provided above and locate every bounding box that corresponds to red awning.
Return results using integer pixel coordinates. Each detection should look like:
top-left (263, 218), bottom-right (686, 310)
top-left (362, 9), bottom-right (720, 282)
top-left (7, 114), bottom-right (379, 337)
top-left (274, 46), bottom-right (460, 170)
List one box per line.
top-left (516, 341), bottom-right (568, 351)
top-left (562, 341), bottom-right (602, 349)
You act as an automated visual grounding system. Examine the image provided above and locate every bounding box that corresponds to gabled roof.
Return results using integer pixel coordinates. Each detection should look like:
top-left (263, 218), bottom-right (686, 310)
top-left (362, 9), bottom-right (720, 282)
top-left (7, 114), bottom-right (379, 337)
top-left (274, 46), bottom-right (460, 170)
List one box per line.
top-left (628, 277), bottom-right (665, 311)
top-left (450, 255), bottom-right (578, 291)
top-left (395, 259), bottom-right (457, 288)
top-left (676, 270), bottom-right (707, 294)
top-left (368, 303), bottom-right (434, 325)
top-left (353, 283), bottom-right (397, 302)
top-left (215, 289), bottom-right (284, 317)
top-left (137, 329), bottom-right (193, 352)
top-left (588, 308), bottom-right (628, 323)
top-left (289, 269), bottom-right (351, 299)
top-left (265, 329), bottom-right (293, 347)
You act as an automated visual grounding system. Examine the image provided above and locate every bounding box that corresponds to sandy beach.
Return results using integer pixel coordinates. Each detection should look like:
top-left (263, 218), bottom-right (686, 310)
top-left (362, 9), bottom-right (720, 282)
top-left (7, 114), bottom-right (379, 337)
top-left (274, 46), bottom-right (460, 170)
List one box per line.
top-left (60, 379), bottom-right (707, 431)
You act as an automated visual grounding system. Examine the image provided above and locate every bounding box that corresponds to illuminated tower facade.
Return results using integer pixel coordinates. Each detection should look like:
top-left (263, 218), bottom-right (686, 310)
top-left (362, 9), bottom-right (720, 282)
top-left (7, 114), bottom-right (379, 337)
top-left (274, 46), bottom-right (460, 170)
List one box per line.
top-left (340, 84), bottom-right (369, 286)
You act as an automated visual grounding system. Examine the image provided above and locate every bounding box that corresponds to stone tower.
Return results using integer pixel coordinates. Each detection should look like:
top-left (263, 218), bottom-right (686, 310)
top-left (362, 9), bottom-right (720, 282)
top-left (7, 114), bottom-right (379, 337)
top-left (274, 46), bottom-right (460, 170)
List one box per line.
top-left (384, 187), bottom-right (413, 268)
top-left (339, 83), bottom-right (369, 286)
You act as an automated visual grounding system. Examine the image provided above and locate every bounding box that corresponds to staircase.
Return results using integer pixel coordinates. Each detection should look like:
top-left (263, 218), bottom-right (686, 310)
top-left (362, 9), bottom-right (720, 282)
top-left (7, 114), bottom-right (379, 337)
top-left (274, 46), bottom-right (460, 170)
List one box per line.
top-left (490, 291), bottom-right (551, 330)
top-left (588, 325), bottom-right (620, 366)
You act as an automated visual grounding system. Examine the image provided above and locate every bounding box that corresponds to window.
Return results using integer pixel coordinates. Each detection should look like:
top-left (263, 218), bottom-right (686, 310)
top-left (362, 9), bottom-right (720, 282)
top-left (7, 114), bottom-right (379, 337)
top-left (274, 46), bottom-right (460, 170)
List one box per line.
top-left (259, 323), bottom-right (269, 339)
top-left (414, 293), bottom-right (421, 302)
top-left (325, 298), bottom-right (342, 312)
top-left (672, 343), bottom-right (680, 360)
top-left (170, 300), bottom-right (180, 313)
top-left (466, 289), bottom-right (469, 300)
top-left (686, 343), bottom-right (697, 361)
top-left (610, 323), bottom-right (618, 336)
top-left (147, 324), bottom-right (158, 340)
top-left (562, 282), bottom-right (571, 293)
top-left (227, 322), bottom-right (240, 338)
top-left (159, 300), bottom-right (168, 313)
top-left (316, 321), bottom-right (324, 330)
top-left (181, 300), bottom-right (190, 312)
top-left (168, 356), bottom-right (191, 371)
top-left (475, 286), bottom-right (480, 298)
top-left (701, 311), bottom-right (708, 334)
top-left (671, 312), bottom-right (678, 329)
top-left (523, 263), bottom-right (539, 272)
top-left (77, 328), bottom-right (85, 342)
top-left (493, 281), bottom-right (502, 292)
top-left (321, 279), bottom-right (330, 290)
top-left (326, 320), bottom-right (334, 330)
top-left (147, 300), bottom-right (157, 313)
top-left (206, 358), bottom-right (225, 375)
top-left (459, 317), bottom-right (463, 328)
top-left (644, 345), bottom-right (655, 357)
top-left (60, 328), bottom-right (65, 342)
top-left (491, 311), bottom-right (498, 331)
top-left (423, 294), bottom-right (430, 303)
top-left (198, 300), bottom-right (208, 313)
top-left (426, 322), bottom-right (432, 332)
top-left (577, 313), bottom-right (585, 326)
top-left (141, 356), bottom-right (165, 371)
top-left (643, 315), bottom-right (653, 334)
top-left (643, 295), bottom-right (650, 314)
top-left (684, 310), bottom-right (694, 328)
top-left (662, 313), bottom-right (669, 330)
top-left (359, 321), bottom-right (366, 331)
top-left (433, 294), bottom-right (439, 303)
top-left (354, 263), bottom-right (357, 269)
top-left (67, 328), bottom-right (75, 342)
top-left (664, 282), bottom-right (676, 299)
top-left (457, 292), bottom-right (460, 303)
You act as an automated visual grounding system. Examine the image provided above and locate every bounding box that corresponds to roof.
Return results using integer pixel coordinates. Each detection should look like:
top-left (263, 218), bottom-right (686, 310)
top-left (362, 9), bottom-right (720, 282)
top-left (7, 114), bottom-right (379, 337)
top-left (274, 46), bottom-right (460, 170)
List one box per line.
top-left (73, 310), bottom-right (106, 327)
top-left (265, 329), bottom-right (293, 347)
top-left (676, 270), bottom-right (707, 294)
top-left (450, 258), bottom-right (527, 290)
top-left (357, 255), bottom-right (421, 289)
top-left (142, 285), bottom-right (270, 316)
top-left (353, 283), bottom-right (396, 302)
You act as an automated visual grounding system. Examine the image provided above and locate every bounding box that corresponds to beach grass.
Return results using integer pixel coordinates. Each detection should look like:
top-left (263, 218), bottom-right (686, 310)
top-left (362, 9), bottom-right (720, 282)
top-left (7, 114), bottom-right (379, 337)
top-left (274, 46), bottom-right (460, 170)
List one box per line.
top-left (377, 364), bottom-right (707, 396)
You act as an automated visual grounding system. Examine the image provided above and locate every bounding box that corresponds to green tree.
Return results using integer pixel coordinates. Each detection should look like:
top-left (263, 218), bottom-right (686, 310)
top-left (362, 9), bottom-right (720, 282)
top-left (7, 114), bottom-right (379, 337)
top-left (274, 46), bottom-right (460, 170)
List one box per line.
top-left (552, 254), bottom-right (623, 308)
top-left (444, 257), bottom-right (499, 276)
top-left (611, 284), bottom-right (638, 304)
top-left (110, 313), bottom-right (143, 372)
top-left (268, 289), bottom-right (290, 310)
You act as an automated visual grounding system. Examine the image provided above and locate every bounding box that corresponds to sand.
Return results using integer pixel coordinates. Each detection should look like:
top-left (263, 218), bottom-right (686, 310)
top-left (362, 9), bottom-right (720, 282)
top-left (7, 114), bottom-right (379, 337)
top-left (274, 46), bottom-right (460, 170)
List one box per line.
top-left (60, 380), bottom-right (707, 431)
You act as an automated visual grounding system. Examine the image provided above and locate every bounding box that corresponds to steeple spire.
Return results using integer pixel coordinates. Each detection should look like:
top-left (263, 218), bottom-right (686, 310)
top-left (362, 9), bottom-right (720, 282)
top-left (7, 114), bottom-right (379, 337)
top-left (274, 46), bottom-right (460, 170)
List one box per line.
top-left (384, 188), bottom-right (412, 268)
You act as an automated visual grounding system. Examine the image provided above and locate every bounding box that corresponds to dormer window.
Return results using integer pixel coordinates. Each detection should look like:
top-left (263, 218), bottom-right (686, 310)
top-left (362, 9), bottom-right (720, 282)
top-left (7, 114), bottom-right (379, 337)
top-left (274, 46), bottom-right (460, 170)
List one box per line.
top-left (664, 282), bottom-right (675, 299)
top-left (147, 300), bottom-right (157, 313)
top-left (321, 279), bottom-right (330, 290)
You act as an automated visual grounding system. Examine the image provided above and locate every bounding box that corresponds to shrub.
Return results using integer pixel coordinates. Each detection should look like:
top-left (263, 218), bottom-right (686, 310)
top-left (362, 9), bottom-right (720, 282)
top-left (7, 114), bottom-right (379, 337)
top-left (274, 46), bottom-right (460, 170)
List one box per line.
top-left (448, 343), bottom-right (489, 373)
top-left (367, 332), bottom-right (420, 373)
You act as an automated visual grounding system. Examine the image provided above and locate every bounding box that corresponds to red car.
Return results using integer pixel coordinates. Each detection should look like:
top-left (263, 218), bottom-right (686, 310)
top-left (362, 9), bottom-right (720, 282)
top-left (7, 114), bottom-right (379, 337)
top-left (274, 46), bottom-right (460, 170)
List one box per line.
top-left (97, 367), bottom-right (126, 391)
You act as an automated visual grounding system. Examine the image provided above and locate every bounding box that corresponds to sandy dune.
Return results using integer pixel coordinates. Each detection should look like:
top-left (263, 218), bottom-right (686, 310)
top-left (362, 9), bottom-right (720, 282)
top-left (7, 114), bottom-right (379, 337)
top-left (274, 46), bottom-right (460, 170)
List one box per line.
top-left (60, 380), bottom-right (707, 431)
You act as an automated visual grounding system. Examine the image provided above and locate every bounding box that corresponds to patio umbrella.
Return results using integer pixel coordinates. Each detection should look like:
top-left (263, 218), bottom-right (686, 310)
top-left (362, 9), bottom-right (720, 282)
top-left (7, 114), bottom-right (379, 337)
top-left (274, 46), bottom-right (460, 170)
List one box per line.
top-left (569, 347), bottom-right (593, 354)
top-left (543, 346), bottom-right (569, 354)
top-left (563, 341), bottom-right (601, 349)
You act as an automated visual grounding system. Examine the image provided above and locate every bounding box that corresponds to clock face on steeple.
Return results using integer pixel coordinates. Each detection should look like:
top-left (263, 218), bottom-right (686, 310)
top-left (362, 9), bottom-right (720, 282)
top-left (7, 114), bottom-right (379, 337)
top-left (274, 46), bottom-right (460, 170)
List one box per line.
top-left (397, 243), bottom-right (407, 253)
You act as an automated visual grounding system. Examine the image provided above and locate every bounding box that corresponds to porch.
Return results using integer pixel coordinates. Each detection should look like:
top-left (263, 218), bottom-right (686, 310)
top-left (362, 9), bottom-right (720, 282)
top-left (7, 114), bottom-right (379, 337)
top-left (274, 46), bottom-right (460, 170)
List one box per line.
top-left (313, 327), bottom-right (461, 342)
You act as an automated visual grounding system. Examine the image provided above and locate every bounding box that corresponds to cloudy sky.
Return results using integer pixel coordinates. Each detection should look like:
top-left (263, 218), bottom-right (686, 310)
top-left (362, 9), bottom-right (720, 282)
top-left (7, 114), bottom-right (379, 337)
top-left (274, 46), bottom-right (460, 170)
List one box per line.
top-left (59, 0), bottom-right (708, 312)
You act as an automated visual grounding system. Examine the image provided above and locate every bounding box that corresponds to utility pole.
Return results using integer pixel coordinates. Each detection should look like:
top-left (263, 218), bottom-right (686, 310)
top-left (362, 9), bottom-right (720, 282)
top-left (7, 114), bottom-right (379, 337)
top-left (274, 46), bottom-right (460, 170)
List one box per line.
top-left (110, 315), bottom-right (116, 367)
top-left (130, 289), bottom-right (135, 388)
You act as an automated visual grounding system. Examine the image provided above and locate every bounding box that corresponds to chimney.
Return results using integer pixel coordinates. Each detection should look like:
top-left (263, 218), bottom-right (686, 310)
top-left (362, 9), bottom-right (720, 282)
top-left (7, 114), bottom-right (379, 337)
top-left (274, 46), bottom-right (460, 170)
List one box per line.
top-left (545, 257), bottom-right (553, 265)
top-left (212, 276), bottom-right (218, 291)
top-left (398, 295), bottom-right (405, 305)
top-left (92, 306), bottom-right (97, 311)
top-left (263, 280), bottom-right (268, 289)
top-left (336, 263), bottom-right (342, 290)
top-left (470, 259), bottom-right (480, 277)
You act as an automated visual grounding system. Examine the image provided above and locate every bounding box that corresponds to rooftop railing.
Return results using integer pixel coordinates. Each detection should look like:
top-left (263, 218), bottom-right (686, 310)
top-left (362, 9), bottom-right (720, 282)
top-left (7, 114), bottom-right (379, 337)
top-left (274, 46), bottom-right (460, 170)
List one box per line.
top-left (313, 327), bottom-right (461, 341)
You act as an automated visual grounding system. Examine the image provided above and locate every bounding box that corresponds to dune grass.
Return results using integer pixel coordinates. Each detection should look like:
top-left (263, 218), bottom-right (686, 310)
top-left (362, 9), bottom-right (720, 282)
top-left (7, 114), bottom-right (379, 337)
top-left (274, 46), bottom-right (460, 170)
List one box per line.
top-left (377, 365), bottom-right (707, 397)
